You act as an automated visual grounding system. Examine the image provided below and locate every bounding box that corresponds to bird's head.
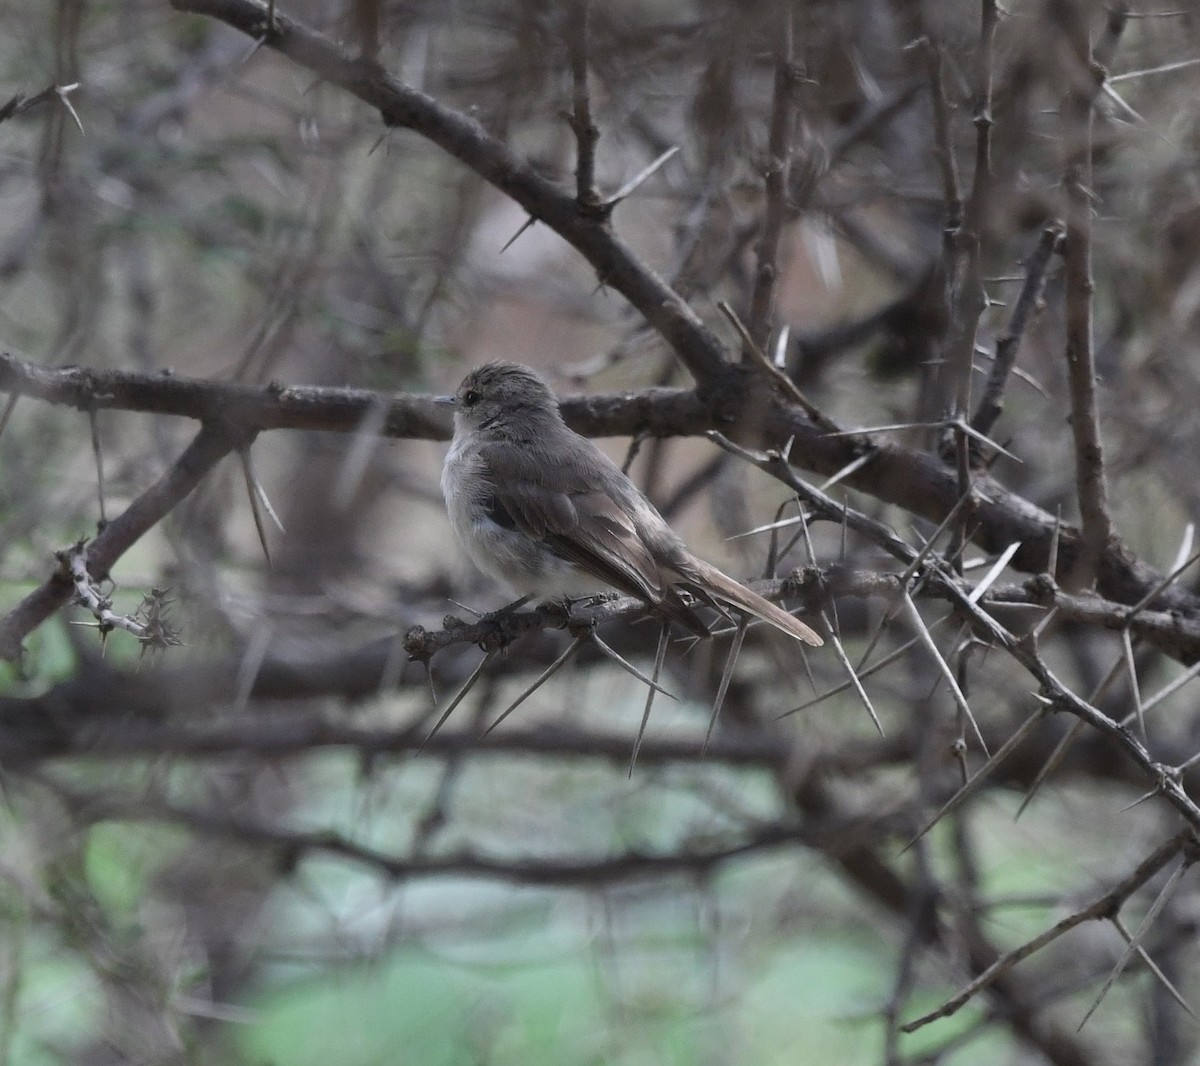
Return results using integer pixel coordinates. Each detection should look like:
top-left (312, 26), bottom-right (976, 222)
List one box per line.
top-left (436, 362), bottom-right (561, 432)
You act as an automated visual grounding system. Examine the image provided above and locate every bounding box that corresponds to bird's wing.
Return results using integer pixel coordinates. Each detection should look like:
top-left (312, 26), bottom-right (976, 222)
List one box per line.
top-left (479, 439), bottom-right (667, 604)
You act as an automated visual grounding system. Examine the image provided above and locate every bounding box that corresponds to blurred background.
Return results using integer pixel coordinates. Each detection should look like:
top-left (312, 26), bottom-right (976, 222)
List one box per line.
top-left (3, 1), bottom-right (1200, 1063)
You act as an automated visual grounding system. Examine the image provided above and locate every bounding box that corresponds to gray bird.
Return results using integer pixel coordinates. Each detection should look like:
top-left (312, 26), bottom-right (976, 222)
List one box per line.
top-left (437, 362), bottom-right (823, 646)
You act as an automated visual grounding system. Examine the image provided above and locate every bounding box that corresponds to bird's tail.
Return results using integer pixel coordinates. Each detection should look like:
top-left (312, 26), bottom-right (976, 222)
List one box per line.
top-left (681, 557), bottom-right (823, 646)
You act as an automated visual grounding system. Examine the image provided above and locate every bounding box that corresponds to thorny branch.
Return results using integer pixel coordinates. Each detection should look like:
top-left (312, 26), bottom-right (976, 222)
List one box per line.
top-left (0, 420), bottom-right (248, 661)
top-left (972, 222), bottom-right (1062, 437)
top-left (3, 349), bottom-right (1195, 646)
top-left (1059, 2), bottom-right (1124, 587)
top-left (902, 830), bottom-right (1194, 1032)
top-left (1, 2), bottom-right (1198, 1057)
top-left (61, 543), bottom-right (182, 650)
top-left (168, 0), bottom-right (733, 387)
top-left (705, 434), bottom-right (1200, 831)
top-left (564, 0), bottom-right (601, 214)
top-left (747, 6), bottom-right (801, 355)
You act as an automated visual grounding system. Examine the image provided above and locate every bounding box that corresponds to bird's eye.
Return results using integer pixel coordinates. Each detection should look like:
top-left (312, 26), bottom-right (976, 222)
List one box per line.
top-left (462, 388), bottom-right (481, 407)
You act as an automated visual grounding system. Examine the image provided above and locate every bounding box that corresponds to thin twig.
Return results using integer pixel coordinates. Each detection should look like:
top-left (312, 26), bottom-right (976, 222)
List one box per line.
top-left (1110, 912), bottom-right (1197, 1022)
top-left (169, 0), bottom-right (731, 384)
top-left (604, 146), bottom-right (679, 208)
top-left (824, 615), bottom-right (884, 736)
top-left (0, 392), bottom-right (18, 439)
top-left (1121, 627), bottom-right (1145, 740)
top-left (901, 831), bottom-right (1190, 1032)
top-left (0, 83), bottom-right (81, 128)
top-left (747, 5), bottom-right (800, 354)
top-left (52, 775), bottom-right (812, 886)
top-left (972, 223), bottom-right (1062, 437)
top-left (0, 421), bottom-right (245, 662)
top-left (944, 0), bottom-right (1000, 566)
top-left (780, 621), bottom-right (948, 720)
top-left (854, 494), bottom-right (973, 670)
top-left (239, 444), bottom-right (284, 566)
top-left (590, 632), bottom-right (678, 700)
top-left (60, 543), bottom-right (182, 650)
top-left (1060, 5), bottom-right (1121, 589)
top-left (1018, 539), bottom-right (1200, 811)
top-left (1077, 855), bottom-right (1191, 1030)
top-left (716, 302), bottom-right (838, 431)
top-left (565, 0), bottom-right (601, 213)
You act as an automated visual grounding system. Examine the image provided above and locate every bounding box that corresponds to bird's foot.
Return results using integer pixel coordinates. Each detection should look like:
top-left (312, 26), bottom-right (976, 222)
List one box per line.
top-left (556, 591), bottom-right (619, 626)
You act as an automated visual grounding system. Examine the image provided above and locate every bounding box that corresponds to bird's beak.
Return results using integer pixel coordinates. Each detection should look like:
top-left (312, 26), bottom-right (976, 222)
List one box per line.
top-left (433, 395), bottom-right (457, 408)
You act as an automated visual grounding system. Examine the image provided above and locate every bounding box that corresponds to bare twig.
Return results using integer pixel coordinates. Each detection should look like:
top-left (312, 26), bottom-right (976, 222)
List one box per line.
top-left (943, 0), bottom-right (1000, 564)
top-left (0, 82), bottom-right (81, 128)
top-left (780, 621), bottom-right (947, 720)
top-left (589, 632), bottom-right (678, 700)
top-left (1110, 913), bottom-right (1197, 1022)
top-left (747, 6), bottom-right (801, 354)
top-left (565, 0), bottom-right (601, 214)
top-left (973, 223), bottom-right (1062, 437)
top-left (1059, 3), bottom-right (1123, 588)
top-left (0, 421), bottom-right (246, 661)
top-left (825, 615), bottom-right (885, 736)
top-left (716, 302), bottom-right (839, 431)
top-left (604, 146), bottom-right (679, 208)
top-left (1077, 854), bottom-right (1192, 1030)
top-left (904, 707), bottom-right (1049, 851)
top-left (0, 391), bottom-right (18, 439)
top-left (168, 0), bottom-right (731, 383)
top-left (60, 544), bottom-right (182, 650)
top-left (902, 593), bottom-right (988, 755)
top-left (901, 831), bottom-right (1190, 1032)
top-left (52, 777), bottom-right (814, 886)
top-left (1018, 541), bottom-right (1200, 812)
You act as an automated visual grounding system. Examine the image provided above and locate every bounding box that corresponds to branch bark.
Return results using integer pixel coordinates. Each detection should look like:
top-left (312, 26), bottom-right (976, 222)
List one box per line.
top-left (169, 0), bottom-right (732, 389)
top-left (0, 420), bottom-right (248, 660)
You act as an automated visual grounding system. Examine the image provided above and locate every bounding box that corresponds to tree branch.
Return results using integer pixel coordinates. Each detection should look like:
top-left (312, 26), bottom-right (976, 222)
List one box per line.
top-left (3, 349), bottom-right (1199, 649)
top-left (0, 420), bottom-right (248, 660)
top-left (168, 0), bottom-right (732, 388)
top-left (1059, 1), bottom-right (1120, 586)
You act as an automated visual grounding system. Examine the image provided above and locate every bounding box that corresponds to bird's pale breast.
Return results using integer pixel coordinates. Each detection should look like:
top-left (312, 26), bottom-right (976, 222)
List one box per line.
top-left (441, 434), bottom-right (601, 598)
